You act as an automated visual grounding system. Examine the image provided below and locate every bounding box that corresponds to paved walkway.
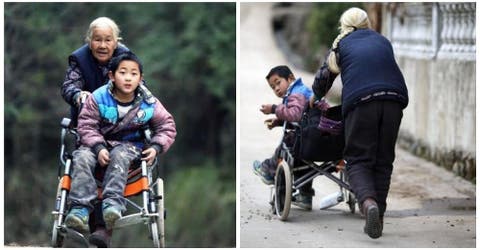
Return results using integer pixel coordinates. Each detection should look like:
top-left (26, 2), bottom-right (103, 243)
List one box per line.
top-left (239, 3), bottom-right (475, 247)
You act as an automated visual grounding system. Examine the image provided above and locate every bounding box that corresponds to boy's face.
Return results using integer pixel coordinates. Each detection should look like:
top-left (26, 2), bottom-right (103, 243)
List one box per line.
top-left (90, 26), bottom-right (117, 65)
top-left (267, 74), bottom-right (293, 98)
top-left (109, 60), bottom-right (143, 97)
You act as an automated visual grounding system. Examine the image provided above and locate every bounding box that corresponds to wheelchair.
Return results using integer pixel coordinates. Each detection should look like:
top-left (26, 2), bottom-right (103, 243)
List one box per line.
top-left (51, 118), bottom-right (166, 247)
top-left (269, 105), bottom-right (356, 221)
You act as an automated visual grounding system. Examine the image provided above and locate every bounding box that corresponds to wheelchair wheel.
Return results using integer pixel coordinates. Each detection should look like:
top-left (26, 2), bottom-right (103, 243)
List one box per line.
top-left (274, 160), bottom-right (292, 221)
top-left (148, 178), bottom-right (165, 248)
top-left (150, 220), bottom-right (160, 247)
top-left (51, 219), bottom-right (64, 247)
top-left (51, 182), bottom-right (65, 247)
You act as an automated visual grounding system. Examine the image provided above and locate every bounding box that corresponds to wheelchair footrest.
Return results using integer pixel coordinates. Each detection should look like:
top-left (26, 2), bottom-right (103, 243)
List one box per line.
top-left (114, 213), bottom-right (148, 229)
top-left (59, 226), bottom-right (90, 247)
top-left (113, 212), bottom-right (160, 229)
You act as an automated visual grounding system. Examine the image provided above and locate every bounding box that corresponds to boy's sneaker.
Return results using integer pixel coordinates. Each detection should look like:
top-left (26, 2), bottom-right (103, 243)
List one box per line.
top-left (292, 193), bottom-right (313, 211)
top-left (102, 203), bottom-right (122, 229)
top-left (252, 160), bottom-right (274, 185)
top-left (65, 206), bottom-right (90, 233)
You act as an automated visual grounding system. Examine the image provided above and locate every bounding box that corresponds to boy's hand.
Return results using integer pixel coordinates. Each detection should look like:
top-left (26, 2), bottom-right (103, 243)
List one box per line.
top-left (260, 104), bottom-right (274, 114)
top-left (98, 149), bottom-right (110, 167)
top-left (142, 147), bottom-right (157, 166)
top-left (264, 118), bottom-right (277, 130)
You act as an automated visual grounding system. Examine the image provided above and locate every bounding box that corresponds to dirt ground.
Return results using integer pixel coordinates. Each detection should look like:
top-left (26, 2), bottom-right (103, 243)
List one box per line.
top-left (239, 3), bottom-right (476, 248)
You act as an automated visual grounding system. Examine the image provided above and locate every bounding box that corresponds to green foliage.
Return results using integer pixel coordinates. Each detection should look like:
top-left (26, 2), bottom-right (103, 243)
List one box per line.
top-left (304, 3), bottom-right (364, 70)
top-left (4, 2), bottom-right (235, 247)
top-left (306, 3), bottom-right (364, 51)
top-left (165, 165), bottom-right (236, 247)
top-left (104, 164), bottom-right (235, 247)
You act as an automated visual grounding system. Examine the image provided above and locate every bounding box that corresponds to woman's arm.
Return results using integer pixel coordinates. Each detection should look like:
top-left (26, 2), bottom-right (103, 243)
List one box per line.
top-left (312, 53), bottom-right (339, 100)
top-left (61, 60), bottom-right (86, 107)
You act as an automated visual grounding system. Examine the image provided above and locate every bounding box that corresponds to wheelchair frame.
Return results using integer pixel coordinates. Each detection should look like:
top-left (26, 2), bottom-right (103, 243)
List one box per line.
top-left (51, 118), bottom-right (165, 247)
top-left (270, 121), bottom-right (356, 221)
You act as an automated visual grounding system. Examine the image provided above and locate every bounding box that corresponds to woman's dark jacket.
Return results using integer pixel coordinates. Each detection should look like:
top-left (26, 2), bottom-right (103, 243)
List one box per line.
top-left (61, 44), bottom-right (129, 123)
top-left (313, 29), bottom-right (408, 116)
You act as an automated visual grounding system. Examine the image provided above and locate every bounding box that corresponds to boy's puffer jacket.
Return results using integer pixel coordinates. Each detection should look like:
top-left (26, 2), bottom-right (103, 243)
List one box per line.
top-left (78, 82), bottom-right (176, 155)
top-left (275, 78), bottom-right (313, 122)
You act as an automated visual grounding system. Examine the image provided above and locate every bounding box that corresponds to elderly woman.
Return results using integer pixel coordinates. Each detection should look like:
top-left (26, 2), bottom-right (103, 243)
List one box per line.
top-left (311, 7), bottom-right (408, 239)
top-left (60, 17), bottom-right (130, 247)
top-left (61, 17), bottom-right (130, 126)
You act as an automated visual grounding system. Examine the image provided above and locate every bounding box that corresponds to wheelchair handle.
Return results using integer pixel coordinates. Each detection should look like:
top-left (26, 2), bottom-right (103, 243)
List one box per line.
top-left (61, 117), bottom-right (72, 129)
top-left (59, 118), bottom-right (79, 174)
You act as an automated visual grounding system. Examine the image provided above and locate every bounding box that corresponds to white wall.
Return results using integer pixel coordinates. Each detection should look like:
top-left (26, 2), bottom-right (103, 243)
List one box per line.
top-left (383, 2), bottom-right (476, 180)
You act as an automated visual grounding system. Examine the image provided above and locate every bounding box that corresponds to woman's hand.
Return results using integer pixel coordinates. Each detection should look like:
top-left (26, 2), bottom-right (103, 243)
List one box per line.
top-left (142, 147), bottom-right (157, 166)
top-left (98, 148), bottom-right (110, 167)
top-left (76, 91), bottom-right (91, 107)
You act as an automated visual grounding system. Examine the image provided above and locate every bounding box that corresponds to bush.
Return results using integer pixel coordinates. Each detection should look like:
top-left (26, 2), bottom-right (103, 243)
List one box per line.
top-left (164, 164), bottom-right (236, 247)
top-left (305, 3), bottom-right (364, 70)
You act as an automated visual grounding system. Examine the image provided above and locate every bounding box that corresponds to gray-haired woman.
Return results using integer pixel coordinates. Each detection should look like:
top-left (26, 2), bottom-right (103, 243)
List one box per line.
top-left (312, 7), bottom-right (408, 239)
top-left (60, 17), bottom-right (130, 247)
top-left (61, 17), bottom-right (130, 126)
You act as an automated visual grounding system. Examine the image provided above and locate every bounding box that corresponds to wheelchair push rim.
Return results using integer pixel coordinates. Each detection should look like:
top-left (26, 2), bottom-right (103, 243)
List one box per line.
top-left (274, 160), bottom-right (292, 221)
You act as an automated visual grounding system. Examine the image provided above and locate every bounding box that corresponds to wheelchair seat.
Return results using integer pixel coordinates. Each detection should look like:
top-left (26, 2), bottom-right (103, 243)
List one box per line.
top-left (294, 105), bottom-right (344, 162)
top-left (93, 158), bottom-right (156, 198)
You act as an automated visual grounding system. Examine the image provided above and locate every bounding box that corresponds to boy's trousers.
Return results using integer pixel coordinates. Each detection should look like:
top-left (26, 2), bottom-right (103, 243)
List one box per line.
top-left (344, 100), bottom-right (403, 217)
top-left (262, 131), bottom-right (314, 195)
top-left (68, 144), bottom-right (142, 212)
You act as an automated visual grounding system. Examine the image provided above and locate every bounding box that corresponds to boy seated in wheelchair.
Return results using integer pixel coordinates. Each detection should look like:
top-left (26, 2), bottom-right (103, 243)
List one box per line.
top-left (64, 52), bottom-right (176, 235)
top-left (252, 65), bottom-right (316, 210)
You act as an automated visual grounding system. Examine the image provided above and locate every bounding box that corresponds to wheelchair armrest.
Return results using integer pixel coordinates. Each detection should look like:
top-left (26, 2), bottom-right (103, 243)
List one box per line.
top-left (290, 122), bottom-right (300, 128)
top-left (284, 121), bottom-right (301, 130)
top-left (143, 128), bottom-right (152, 143)
top-left (61, 117), bottom-right (72, 129)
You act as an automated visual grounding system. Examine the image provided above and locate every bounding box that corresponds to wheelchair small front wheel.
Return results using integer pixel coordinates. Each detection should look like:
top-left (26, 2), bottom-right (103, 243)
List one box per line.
top-left (274, 160), bottom-right (292, 221)
top-left (347, 192), bottom-right (356, 214)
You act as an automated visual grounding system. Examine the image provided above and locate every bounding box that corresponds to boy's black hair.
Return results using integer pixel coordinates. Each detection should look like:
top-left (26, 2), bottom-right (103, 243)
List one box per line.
top-left (266, 65), bottom-right (294, 80)
top-left (109, 51), bottom-right (143, 74)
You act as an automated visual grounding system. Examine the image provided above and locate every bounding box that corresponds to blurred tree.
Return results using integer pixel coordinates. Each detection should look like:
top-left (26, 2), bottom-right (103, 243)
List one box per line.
top-left (4, 2), bottom-right (235, 247)
top-left (305, 3), bottom-right (364, 70)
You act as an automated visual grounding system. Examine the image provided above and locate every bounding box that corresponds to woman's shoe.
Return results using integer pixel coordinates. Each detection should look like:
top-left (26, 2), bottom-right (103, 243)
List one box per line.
top-left (362, 198), bottom-right (382, 239)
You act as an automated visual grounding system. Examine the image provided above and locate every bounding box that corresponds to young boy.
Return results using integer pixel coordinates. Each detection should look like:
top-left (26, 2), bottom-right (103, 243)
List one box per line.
top-left (252, 65), bottom-right (314, 210)
top-left (65, 52), bottom-right (176, 236)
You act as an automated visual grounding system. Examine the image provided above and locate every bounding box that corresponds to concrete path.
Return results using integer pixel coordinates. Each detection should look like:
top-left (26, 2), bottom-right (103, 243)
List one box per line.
top-left (239, 3), bottom-right (475, 248)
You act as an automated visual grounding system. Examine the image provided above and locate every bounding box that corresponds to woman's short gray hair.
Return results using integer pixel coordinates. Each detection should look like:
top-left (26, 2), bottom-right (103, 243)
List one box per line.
top-left (85, 17), bottom-right (122, 43)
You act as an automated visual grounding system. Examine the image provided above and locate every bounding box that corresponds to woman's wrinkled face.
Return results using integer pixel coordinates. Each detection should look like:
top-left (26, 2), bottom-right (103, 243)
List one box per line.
top-left (89, 26), bottom-right (117, 65)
